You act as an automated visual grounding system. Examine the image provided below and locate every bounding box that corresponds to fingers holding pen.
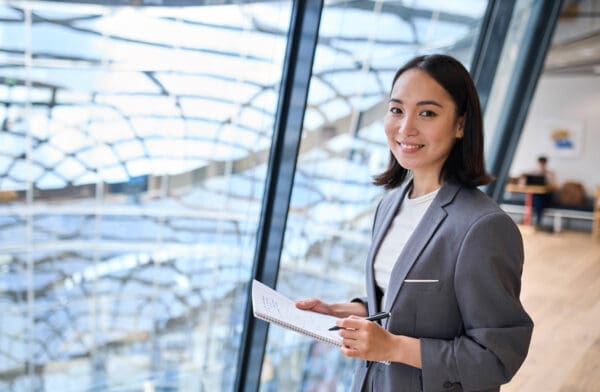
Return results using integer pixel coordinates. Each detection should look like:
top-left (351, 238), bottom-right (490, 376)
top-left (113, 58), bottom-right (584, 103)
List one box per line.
top-left (334, 315), bottom-right (364, 331)
top-left (332, 312), bottom-right (390, 331)
top-left (336, 316), bottom-right (370, 348)
top-left (337, 315), bottom-right (380, 335)
top-left (335, 315), bottom-right (393, 361)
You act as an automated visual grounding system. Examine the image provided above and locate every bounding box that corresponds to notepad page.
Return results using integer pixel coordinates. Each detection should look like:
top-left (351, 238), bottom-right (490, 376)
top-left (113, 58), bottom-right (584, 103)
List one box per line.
top-left (252, 280), bottom-right (342, 346)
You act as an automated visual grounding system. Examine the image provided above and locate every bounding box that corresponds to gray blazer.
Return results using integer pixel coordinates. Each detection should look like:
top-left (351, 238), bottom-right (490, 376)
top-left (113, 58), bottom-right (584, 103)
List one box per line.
top-left (350, 180), bottom-right (533, 392)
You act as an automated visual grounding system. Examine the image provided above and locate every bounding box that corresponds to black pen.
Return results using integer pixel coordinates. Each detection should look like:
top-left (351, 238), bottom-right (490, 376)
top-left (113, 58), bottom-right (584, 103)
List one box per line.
top-left (328, 311), bottom-right (391, 331)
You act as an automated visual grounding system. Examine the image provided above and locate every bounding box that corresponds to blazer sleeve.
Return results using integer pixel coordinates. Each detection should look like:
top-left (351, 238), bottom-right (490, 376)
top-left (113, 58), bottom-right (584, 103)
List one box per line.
top-left (420, 212), bottom-right (533, 392)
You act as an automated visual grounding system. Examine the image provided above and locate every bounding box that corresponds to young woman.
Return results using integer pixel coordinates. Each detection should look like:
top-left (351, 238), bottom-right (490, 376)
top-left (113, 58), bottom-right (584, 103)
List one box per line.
top-left (296, 54), bottom-right (533, 391)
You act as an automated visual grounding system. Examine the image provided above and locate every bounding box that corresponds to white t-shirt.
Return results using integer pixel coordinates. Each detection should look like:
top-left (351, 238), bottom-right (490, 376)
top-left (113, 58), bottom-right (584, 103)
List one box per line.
top-left (374, 188), bottom-right (439, 309)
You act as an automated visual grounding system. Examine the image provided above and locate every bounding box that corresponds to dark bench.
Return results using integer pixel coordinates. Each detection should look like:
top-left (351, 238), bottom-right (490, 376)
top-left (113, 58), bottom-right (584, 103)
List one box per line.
top-left (501, 191), bottom-right (594, 232)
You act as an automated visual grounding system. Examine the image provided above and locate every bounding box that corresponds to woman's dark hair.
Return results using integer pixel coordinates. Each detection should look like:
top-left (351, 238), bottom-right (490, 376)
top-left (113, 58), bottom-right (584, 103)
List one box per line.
top-left (373, 54), bottom-right (493, 189)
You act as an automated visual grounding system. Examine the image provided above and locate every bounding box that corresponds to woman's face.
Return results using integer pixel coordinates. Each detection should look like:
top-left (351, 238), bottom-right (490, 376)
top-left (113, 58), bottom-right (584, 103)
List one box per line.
top-left (384, 69), bottom-right (464, 182)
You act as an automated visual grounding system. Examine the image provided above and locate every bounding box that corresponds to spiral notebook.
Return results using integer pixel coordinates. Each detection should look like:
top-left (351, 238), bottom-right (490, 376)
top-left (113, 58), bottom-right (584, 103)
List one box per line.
top-left (251, 279), bottom-right (342, 346)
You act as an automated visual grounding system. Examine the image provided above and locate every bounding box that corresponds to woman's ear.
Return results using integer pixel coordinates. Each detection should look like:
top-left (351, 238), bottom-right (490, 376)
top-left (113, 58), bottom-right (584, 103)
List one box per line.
top-left (455, 116), bottom-right (465, 139)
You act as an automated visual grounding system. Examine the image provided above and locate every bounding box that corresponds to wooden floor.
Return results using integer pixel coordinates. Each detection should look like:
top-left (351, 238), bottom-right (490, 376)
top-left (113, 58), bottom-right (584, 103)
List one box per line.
top-left (504, 227), bottom-right (600, 392)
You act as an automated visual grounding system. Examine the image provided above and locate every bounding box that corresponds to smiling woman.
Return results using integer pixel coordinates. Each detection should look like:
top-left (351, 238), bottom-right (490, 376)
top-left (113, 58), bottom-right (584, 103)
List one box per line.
top-left (260, 1), bottom-right (495, 389)
top-left (296, 55), bottom-right (533, 392)
top-left (384, 69), bottom-right (465, 194)
top-left (375, 55), bottom-right (492, 195)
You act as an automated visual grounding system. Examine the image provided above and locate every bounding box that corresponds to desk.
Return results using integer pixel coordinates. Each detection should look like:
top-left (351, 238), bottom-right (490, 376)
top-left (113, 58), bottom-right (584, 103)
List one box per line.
top-left (506, 184), bottom-right (549, 226)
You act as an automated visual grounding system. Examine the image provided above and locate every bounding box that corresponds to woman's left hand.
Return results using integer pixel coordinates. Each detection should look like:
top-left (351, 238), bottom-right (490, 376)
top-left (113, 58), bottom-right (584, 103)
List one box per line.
top-left (335, 315), bottom-right (395, 362)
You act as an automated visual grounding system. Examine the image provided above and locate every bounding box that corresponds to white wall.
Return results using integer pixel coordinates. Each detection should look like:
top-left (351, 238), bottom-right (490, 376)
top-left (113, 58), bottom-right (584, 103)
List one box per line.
top-left (509, 74), bottom-right (600, 195)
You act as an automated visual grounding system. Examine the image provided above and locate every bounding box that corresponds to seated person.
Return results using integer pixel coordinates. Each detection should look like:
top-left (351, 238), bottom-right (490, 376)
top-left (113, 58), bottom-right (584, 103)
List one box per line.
top-left (525, 156), bottom-right (557, 227)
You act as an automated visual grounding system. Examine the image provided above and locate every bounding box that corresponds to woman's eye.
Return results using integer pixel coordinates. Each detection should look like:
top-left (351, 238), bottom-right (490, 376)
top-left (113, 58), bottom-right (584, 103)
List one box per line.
top-left (390, 107), bottom-right (402, 114)
top-left (420, 110), bottom-right (436, 117)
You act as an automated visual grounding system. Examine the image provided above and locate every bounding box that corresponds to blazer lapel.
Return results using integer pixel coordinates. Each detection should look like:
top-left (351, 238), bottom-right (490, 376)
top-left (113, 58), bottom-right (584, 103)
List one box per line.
top-left (365, 181), bottom-right (412, 315)
top-left (382, 181), bottom-right (461, 324)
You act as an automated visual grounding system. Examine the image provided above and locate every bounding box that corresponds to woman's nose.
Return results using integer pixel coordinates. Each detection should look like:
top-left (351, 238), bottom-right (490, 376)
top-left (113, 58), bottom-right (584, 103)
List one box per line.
top-left (398, 116), bottom-right (417, 136)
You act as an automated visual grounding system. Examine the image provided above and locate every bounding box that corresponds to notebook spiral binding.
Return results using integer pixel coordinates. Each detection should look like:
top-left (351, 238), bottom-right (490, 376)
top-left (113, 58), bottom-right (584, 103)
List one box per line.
top-left (256, 312), bottom-right (342, 346)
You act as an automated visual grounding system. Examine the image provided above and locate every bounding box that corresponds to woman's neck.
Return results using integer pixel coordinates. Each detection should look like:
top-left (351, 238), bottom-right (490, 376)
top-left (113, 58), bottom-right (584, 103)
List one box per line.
top-left (410, 176), bottom-right (442, 198)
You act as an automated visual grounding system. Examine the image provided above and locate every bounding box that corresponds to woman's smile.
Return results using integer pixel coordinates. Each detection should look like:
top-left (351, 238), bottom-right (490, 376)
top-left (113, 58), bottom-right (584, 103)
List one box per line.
top-left (398, 142), bottom-right (425, 153)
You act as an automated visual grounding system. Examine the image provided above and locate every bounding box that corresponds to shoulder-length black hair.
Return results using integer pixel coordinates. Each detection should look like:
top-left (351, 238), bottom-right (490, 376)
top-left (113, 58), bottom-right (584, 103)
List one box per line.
top-left (373, 54), bottom-right (493, 189)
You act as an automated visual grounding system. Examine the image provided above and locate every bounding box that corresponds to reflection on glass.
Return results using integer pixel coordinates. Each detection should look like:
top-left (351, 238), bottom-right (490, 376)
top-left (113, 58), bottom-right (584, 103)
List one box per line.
top-left (0, 1), bottom-right (291, 391)
top-left (263, 1), bottom-right (489, 390)
top-left (483, 0), bottom-right (535, 158)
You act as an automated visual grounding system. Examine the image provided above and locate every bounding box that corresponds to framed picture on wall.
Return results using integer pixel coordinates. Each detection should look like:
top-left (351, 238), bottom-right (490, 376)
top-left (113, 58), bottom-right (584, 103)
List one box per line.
top-left (544, 118), bottom-right (585, 158)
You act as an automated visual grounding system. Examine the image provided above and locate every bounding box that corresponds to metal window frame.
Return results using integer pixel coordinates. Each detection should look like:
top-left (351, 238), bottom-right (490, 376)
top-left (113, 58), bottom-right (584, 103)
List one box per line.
top-left (470, 0), bottom-right (517, 111)
top-left (233, 1), bottom-right (323, 391)
top-left (485, 0), bottom-right (564, 201)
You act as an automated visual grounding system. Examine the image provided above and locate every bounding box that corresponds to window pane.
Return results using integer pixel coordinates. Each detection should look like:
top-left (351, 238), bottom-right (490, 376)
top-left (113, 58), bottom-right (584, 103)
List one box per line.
top-left (0, 1), bottom-right (292, 390)
top-left (484, 0), bottom-right (535, 158)
top-left (262, 1), bottom-right (489, 390)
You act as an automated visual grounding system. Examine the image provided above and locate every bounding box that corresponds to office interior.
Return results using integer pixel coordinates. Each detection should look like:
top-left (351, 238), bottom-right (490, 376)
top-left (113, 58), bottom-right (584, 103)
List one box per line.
top-left (0, 0), bottom-right (598, 391)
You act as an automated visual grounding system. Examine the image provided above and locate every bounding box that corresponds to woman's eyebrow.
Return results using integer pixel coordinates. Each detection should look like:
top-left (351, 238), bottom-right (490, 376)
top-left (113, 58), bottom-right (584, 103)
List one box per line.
top-left (389, 98), bottom-right (443, 108)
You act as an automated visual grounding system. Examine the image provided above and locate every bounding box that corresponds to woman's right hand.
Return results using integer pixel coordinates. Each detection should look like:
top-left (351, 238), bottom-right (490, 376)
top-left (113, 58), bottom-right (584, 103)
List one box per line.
top-left (295, 298), bottom-right (334, 316)
top-left (295, 299), bottom-right (368, 318)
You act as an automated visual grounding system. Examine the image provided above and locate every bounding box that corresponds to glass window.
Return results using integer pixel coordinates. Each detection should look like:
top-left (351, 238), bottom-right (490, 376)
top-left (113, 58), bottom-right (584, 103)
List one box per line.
top-left (261, 1), bottom-right (489, 390)
top-left (483, 0), bottom-right (535, 159)
top-left (0, 1), bottom-right (292, 390)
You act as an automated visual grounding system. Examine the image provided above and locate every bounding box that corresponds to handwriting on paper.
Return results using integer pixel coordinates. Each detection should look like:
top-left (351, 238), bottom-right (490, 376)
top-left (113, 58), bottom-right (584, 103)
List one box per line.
top-left (262, 295), bottom-right (282, 317)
